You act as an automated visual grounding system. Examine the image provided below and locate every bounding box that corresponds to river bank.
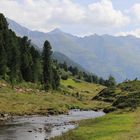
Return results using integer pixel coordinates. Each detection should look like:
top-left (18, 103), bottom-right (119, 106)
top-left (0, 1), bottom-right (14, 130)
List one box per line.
top-left (52, 110), bottom-right (135, 140)
top-left (0, 110), bottom-right (105, 140)
top-left (0, 79), bottom-right (108, 120)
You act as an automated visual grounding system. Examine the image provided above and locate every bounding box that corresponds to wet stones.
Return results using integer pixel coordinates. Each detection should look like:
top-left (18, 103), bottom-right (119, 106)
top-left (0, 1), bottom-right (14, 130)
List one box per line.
top-left (0, 113), bottom-right (11, 121)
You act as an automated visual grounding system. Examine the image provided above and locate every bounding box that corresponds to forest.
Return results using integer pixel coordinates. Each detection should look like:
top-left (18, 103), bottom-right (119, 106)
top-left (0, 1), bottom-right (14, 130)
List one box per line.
top-left (0, 13), bottom-right (115, 90)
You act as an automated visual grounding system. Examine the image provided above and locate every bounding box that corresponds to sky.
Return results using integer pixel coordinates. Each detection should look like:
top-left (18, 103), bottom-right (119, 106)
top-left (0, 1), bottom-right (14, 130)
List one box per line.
top-left (1, 0), bottom-right (140, 37)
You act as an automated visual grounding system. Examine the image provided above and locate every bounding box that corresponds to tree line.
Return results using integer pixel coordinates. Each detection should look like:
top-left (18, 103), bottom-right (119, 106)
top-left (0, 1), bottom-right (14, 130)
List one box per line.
top-left (58, 62), bottom-right (116, 87)
top-left (0, 13), bottom-right (116, 90)
top-left (0, 13), bottom-right (60, 90)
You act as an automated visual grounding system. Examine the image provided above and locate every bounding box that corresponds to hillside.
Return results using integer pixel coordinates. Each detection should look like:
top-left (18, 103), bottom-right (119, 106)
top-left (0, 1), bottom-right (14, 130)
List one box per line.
top-left (52, 52), bottom-right (86, 72)
top-left (92, 80), bottom-right (140, 113)
top-left (52, 80), bottom-right (140, 140)
top-left (7, 18), bottom-right (140, 82)
top-left (0, 78), bottom-right (106, 116)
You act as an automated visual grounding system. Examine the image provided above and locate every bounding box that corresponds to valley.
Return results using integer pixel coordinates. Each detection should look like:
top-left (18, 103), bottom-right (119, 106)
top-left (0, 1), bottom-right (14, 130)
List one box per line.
top-left (1, 0), bottom-right (140, 139)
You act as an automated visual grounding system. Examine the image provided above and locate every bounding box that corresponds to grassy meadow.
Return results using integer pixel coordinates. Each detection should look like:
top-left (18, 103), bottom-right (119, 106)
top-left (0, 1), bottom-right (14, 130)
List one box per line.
top-left (1, 78), bottom-right (140, 140)
top-left (0, 78), bottom-right (107, 115)
top-left (52, 109), bottom-right (140, 140)
top-left (51, 80), bottom-right (140, 140)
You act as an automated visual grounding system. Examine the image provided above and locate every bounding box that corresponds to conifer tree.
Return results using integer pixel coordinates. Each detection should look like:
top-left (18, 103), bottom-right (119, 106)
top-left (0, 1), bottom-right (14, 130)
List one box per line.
top-left (42, 40), bottom-right (52, 90)
top-left (0, 44), bottom-right (7, 79)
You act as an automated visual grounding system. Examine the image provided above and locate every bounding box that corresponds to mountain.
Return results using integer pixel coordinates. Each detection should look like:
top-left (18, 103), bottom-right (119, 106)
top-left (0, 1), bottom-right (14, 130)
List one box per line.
top-left (7, 18), bottom-right (140, 82)
top-left (52, 52), bottom-right (86, 72)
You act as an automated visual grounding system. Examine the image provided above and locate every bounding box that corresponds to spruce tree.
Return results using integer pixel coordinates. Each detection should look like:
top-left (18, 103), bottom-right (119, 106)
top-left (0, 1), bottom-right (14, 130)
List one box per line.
top-left (42, 40), bottom-right (52, 90)
top-left (0, 14), bottom-right (8, 79)
top-left (30, 46), bottom-right (42, 82)
top-left (20, 36), bottom-right (33, 82)
top-left (0, 44), bottom-right (7, 79)
top-left (52, 67), bottom-right (60, 89)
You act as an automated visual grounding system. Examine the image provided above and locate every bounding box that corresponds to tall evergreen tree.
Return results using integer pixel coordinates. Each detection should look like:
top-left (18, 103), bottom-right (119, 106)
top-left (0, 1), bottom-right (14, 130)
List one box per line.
top-left (52, 67), bottom-right (60, 89)
top-left (0, 43), bottom-right (7, 79)
top-left (0, 14), bottom-right (8, 79)
top-left (42, 40), bottom-right (52, 90)
top-left (30, 45), bottom-right (42, 82)
top-left (20, 36), bottom-right (33, 82)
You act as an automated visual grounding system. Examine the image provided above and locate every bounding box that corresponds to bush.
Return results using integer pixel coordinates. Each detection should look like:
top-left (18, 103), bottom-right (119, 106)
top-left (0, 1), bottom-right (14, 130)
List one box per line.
top-left (103, 106), bottom-right (116, 113)
top-left (61, 74), bottom-right (68, 80)
top-left (113, 91), bottom-right (140, 109)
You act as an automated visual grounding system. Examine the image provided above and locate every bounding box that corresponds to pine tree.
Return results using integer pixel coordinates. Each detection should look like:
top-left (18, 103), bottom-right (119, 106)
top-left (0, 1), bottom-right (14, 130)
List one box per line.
top-left (105, 75), bottom-right (116, 87)
top-left (0, 43), bottom-right (7, 79)
top-left (52, 67), bottom-right (60, 89)
top-left (42, 40), bottom-right (53, 90)
top-left (0, 14), bottom-right (8, 79)
top-left (20, 36), bottom-right (33, 82)
top-left (30, 46), bottom-right (42, 82)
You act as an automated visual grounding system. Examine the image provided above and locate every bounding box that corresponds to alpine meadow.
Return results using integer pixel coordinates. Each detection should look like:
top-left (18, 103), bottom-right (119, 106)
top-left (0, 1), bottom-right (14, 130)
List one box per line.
top-left (1, 0), bottom-right (140, 140)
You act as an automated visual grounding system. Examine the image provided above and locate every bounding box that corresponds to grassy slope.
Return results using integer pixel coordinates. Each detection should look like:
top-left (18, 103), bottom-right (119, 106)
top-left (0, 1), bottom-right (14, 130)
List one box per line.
top-left (52, 80), bottom-right (140, 140)
top-left (3, 79), bottom-right (140, 139)
top-left (52, 109), bottom-right (140, 140)
top-left (0, 78), bottom-right (106, 115)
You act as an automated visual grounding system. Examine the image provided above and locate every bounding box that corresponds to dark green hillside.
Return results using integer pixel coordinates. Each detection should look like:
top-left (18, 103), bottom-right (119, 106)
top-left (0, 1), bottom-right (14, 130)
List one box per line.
top-left (93, 80), bottom-right (140, 112)
top-left (1, 13), bottom-right (109, 91)
top-left (53, 81), bottom-right (140, 140)
top-left (0, 13), bottom-right (41, 84)
top-left (0, 13), bottom-right (61, 90)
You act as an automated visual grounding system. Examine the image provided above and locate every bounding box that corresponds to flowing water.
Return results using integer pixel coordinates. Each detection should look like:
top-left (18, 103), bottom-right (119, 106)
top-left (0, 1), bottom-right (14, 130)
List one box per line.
top-left (0, 110), bottom-right (105, 140)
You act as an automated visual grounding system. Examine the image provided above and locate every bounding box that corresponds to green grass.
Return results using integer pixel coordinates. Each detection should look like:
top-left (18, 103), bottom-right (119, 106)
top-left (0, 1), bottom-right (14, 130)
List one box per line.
top-left (118, 80), bottom-right (140, 92)
top-left (61, 78), bottom-right (103, 93)
top-left (0, 78), bottom-right (107, 115)
top-left (52, 111), bottom-right (135, 140)
top-left (2, 79), bottom-right (140, 139)
top-left (93, 80), bottom-right (140, 111)
top-left (61, 78), bottom-right (105, 100)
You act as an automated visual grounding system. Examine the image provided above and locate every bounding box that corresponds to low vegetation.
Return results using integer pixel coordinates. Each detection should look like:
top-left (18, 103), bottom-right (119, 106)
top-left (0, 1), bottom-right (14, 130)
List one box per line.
top-left (51, 110), bottom-right (136, 140)
top-left (52, 80), bottom-right (140, 140)
top-left (93, 80), bottom-right (140, 112)
top-left (0, 78), bottom-right (106, 115)
top-left (1, 12), bottom-right (140, 140)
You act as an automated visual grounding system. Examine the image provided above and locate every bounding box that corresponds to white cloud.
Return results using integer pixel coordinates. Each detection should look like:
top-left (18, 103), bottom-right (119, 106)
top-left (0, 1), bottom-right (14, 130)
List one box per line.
top-left (87, 0), bottom-right (129, 27)
top-left (116, 28), bottom-right (140, 38)
top-left (0, 0), bottom-right (130, 33)
top-left (130, 3), bottom-right (140, 23)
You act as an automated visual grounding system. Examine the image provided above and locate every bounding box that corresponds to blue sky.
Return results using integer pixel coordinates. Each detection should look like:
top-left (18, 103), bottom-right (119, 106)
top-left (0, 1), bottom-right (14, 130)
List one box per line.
top-left (0, 0), bottom-right (140, 37)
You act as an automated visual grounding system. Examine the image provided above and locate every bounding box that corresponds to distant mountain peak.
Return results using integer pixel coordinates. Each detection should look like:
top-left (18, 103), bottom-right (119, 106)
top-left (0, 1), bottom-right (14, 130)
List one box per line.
top-left (7, 17), bottom-right (140, 82)
top-left (49, 28), bottom-right (63, 34)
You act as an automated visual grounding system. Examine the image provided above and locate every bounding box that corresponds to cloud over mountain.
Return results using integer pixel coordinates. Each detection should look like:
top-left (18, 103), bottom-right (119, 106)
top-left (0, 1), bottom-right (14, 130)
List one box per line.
top-left (0, 0), bottom-right (130, 35)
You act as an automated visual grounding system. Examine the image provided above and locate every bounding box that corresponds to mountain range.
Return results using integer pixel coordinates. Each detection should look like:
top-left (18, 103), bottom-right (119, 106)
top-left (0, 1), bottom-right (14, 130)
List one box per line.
top-left (7, 18), bottom-right (140, 82)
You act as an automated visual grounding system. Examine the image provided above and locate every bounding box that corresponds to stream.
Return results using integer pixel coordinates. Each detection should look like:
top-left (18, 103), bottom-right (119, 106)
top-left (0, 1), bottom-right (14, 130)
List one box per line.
top-left (0, 110), bottom-right (105, 140)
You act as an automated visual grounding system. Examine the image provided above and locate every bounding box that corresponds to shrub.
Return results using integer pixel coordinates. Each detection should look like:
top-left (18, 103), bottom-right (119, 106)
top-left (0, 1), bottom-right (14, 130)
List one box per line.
top-left (61, 74), bottom-right (68, 80)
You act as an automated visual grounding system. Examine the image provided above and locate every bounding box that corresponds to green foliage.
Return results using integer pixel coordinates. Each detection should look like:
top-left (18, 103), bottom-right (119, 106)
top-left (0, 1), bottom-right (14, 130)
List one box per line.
top-left (93, 80), bottom-right (140, 111)
top-left (52, 113), bottom-right (134, 140)
top-left (52, 67), bottom-right (60, 89)
top-left (42, 40), bottom-right (60, 90)
top-left (0, 44), bottom-right (7, 79)
top-left (0, 13), bottom-right (61, 90)
top-left (61, 74), bottom-right (68, 80)
top-left (93, 88), bottom-right (117, 103)
top-left (105, 75), bottom-right (116, 87)
top-left (113, 91), bottom-right (140, 109)
top-left (0, 79), bottom-right (105, 115)
top-left (42, 40), bottom-right (52, 90)
top-left (0, 13), bottom-right (8, 30)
